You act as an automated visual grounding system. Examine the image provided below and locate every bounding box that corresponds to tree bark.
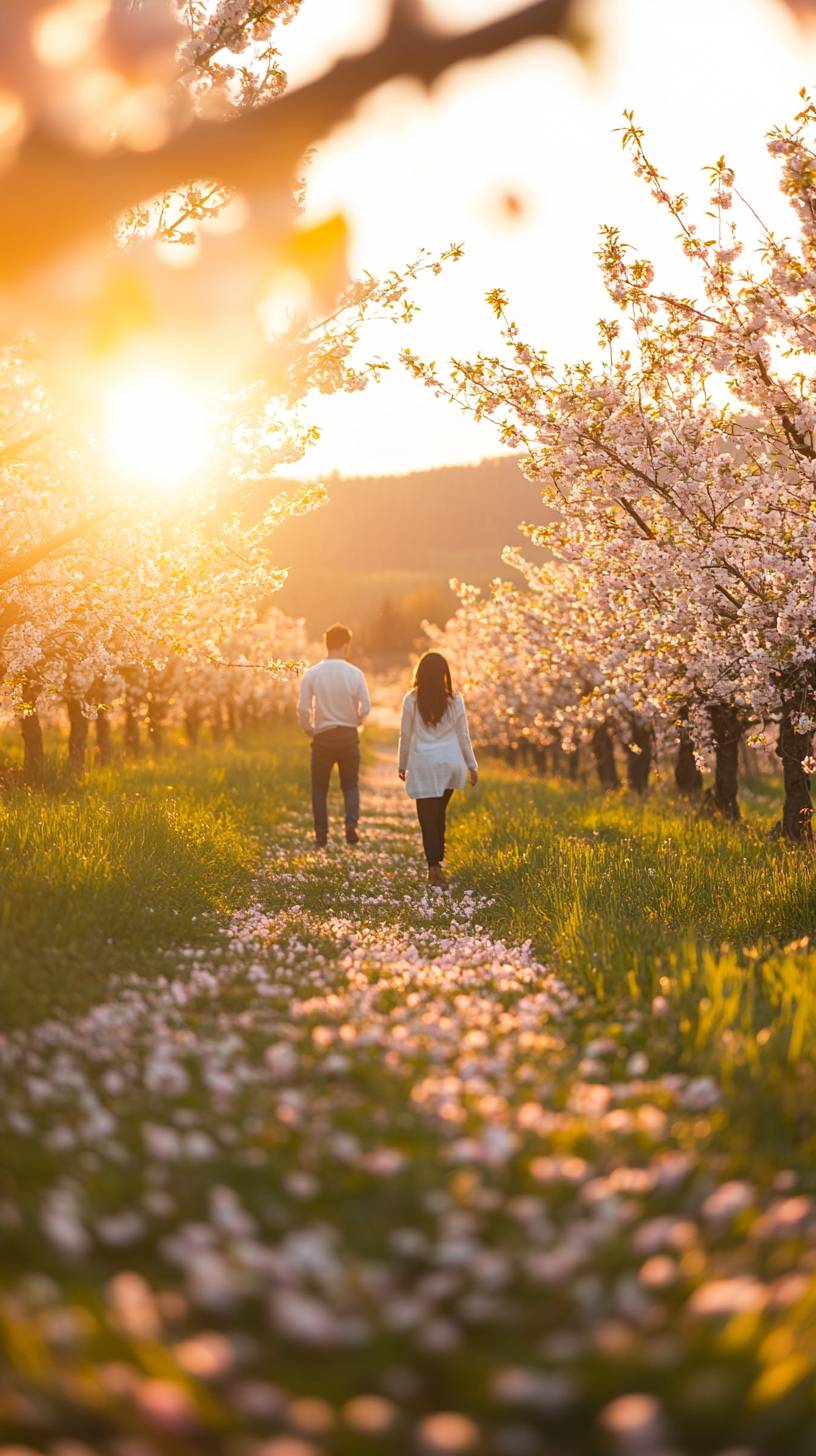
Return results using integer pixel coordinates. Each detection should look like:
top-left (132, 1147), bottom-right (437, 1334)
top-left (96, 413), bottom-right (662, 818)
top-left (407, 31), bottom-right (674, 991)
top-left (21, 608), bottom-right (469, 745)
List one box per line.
top-left (549, 735), bottom-right (574, 777)
top-left (66, 697), bottom-right (89, 779)
top-left (776, 703), bottom-right (814, 844)
top-left (147, 692), bottom-right (166, 754)
top-left (591, 722), bottom-right (619, 790)
top-left (674, 717), bottom-right (703, 798)
top-left (124, 706), bottom-right (141, 758)
top-left (623, 715), bottom-right (653, 795)
top-left (96, 707), bottom-right (113, 767)
top-left (705, 703), bottom-right (742, 820)
top-left (89, 677), bottom-right (113, 766)
top-left (184, 704), bottom-right (201, 747)
top-left (20, 678), bottom-right (43, 787)
top-left (211, 704), bottom-right (226, 746)
top-left (530, 742), bottom-right (549, 774)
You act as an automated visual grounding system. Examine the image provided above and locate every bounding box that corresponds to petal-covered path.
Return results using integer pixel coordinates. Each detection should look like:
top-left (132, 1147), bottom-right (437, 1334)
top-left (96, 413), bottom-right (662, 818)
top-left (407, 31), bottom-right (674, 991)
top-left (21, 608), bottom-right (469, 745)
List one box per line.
top-left (1, 751), bottom-right (815, 1455)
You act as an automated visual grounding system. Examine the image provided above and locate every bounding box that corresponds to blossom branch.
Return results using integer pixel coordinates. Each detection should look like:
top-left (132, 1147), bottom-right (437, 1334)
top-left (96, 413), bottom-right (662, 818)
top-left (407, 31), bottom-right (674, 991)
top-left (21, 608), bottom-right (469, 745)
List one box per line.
top-left (0, 0), bottom-right (572, 281)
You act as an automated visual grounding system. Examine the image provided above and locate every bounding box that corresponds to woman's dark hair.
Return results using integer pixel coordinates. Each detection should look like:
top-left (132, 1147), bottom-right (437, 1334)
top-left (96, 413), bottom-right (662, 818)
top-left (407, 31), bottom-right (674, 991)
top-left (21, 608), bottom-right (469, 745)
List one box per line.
top-left (413, 651), bottom-right (454, 727)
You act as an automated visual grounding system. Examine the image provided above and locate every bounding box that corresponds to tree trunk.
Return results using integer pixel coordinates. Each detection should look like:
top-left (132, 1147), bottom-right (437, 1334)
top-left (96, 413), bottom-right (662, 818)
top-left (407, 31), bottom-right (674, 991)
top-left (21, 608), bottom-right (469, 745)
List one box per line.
top-left (777, 704), bottom-right (814, 844)
top-left (90, 678), bottom-right (113, 767)
top-left (706, 703), bottom-right (742, 820)
top-left (530, 742), bottom-right (549, 774)
top-left (567, 746), bottom-right (580, 781)
top-left (124, 706), bottom-right (141, 758)
top-left (20, 678), bottom-right (44, 787)
top-left (21, 712), bottom-right (44, 786)
top-left (66, 697), bottom-right (89, 779)
top-left (147, 692), bottom-right (166, 754)
top-left (184, 704), bottom-right (201, 747)
top-left (549, 735), bottom-right (573, 777)
top-left (96, 708), bottom-right (112, 767)
top-left (591, 722), bottom-right (619, 790)
top-left (624, 715), bottom-right (653, 795)
top-left (211, 704), bottom-right (226, 746)
top-left (675, 721), bottom-right (703, 798)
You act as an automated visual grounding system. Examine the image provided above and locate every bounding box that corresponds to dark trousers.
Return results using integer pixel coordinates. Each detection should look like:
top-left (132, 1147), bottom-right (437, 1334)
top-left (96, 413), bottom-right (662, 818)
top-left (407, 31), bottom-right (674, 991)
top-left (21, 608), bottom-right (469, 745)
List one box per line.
top-left (416, 789), bottom-right (453, 867)
top-left (311, 726), bottom-right (360, 840)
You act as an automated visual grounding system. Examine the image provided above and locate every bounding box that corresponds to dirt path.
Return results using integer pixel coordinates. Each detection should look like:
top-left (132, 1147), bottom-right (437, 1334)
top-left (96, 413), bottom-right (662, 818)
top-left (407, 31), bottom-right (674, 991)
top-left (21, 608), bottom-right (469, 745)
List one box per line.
top-left (0, 749), bottom-right (806, 1454)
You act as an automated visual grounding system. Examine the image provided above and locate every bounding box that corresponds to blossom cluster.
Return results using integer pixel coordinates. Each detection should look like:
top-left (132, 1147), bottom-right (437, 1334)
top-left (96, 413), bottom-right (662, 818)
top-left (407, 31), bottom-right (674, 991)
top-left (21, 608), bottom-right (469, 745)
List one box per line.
top-left (0, 2), bottom-right (307, 247)
top-left (0, 250), bottom-right (456, 767)
top-left (408, 99), bottom-right (816, 818)
top-left (0, 341), bottom-right (321, 746)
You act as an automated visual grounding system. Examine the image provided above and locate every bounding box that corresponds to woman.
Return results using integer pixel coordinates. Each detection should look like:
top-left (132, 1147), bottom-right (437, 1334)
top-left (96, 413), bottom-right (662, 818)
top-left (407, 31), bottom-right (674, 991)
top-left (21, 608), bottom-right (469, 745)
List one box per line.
top-left (398, 651), bottom-right (478, 888)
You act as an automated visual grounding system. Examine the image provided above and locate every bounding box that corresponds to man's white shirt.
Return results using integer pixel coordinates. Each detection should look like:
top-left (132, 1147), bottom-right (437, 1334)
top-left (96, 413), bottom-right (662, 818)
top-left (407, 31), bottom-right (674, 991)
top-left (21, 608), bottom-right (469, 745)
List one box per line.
top-left (297, 659), bottom-right (371, 736)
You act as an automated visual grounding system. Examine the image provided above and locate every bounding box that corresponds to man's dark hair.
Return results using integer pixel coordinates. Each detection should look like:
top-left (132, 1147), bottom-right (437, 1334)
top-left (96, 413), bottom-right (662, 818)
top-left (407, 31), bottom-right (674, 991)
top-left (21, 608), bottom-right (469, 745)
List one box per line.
top-left (325, 622), bottom-right (352, 651)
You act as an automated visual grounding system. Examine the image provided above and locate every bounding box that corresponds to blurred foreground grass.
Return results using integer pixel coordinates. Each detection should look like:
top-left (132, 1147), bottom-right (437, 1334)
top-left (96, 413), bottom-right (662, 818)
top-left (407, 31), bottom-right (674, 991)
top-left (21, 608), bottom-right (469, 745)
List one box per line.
top-left (4, 735), bottom-right (816, 1452)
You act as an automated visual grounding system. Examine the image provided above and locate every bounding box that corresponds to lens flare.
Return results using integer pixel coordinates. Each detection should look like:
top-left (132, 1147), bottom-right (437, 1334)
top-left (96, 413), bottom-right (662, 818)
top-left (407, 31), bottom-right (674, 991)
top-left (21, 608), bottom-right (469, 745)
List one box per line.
top-left (104, 366), bottom-right (211, 493)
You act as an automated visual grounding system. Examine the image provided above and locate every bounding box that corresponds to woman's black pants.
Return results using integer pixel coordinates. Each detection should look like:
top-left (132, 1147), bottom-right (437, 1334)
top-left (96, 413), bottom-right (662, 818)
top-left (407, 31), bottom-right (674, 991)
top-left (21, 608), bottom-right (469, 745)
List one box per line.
top-left (416, 789), bottom-right (453, 867)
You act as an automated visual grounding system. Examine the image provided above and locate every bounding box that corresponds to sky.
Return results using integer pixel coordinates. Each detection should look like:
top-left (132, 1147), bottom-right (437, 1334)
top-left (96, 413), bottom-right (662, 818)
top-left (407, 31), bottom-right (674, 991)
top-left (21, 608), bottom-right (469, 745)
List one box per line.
top-left (5, 0), bottom-right (816, 483)
top-left (278, 0), bottom-right (816, 476)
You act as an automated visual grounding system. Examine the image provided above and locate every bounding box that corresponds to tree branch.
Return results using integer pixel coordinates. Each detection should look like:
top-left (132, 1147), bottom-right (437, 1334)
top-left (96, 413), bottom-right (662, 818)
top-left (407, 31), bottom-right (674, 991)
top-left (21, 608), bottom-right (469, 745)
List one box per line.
top-left (0, 431), bottom-right (41, 466)
top-left (0, 0), bottom-right (572, 282)
top-left (0, 510), bottom-right (109, 590)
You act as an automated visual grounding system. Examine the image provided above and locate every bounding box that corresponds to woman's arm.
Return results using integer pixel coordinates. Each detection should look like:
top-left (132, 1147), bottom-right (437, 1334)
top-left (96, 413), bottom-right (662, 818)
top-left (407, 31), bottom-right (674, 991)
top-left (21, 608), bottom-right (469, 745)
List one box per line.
top-left (398, 695), bottom-right (415, 777)
top-left (456, 698), bottom-right (479, 777)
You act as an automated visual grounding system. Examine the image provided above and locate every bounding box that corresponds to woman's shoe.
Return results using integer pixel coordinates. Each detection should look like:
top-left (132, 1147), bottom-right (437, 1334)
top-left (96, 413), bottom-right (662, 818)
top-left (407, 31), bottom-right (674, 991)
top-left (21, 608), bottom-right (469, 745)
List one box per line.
top-left (427, 865), bottom-right (448, 890)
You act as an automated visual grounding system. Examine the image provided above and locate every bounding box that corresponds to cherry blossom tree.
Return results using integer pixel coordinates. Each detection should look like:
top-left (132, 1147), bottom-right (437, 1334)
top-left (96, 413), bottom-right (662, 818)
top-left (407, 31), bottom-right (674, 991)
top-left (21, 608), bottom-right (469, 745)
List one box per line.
top-left (405, 95), bottom-right (816, 840)
top-left (0, 243), bottom-right (457, 780)
top-left (176, 605), bottom-right (317, 745)
top-left (2, 0), bottom-right (491, 782)
top-left (429, 558), bottom-right (664, 794)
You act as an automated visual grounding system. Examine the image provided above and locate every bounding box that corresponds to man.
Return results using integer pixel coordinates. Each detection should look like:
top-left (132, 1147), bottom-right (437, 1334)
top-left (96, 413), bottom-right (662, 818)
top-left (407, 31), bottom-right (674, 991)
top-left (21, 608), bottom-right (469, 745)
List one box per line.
top-left (297, 623), bottom-right (371, 848)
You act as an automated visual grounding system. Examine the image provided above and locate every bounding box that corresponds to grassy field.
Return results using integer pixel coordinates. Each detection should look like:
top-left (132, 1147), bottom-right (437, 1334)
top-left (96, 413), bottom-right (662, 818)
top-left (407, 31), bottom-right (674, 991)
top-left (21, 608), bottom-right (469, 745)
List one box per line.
top-left (450, 760), bottom-right (816, 1148)
top-left (450, 764), bottom-right (815, 995)
top-left (3, 729), bottom-right (816, 1454)
top-left (6, 729), bottom-right (812, 1028)
top-left (0, 729), bottom-right (311, 1030)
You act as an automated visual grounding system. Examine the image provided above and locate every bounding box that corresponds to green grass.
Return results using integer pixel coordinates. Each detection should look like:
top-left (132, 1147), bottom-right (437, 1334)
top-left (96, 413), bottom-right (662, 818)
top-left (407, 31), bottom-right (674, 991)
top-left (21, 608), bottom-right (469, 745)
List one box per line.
top-left (447, 760), bottom-right (816, 1140)
top-left (0, 729), bottom-right (311, 1030)
top-left (449, 761), bottom-right (816, 999)
top-left (4, 733), bottom-right (816, 1452)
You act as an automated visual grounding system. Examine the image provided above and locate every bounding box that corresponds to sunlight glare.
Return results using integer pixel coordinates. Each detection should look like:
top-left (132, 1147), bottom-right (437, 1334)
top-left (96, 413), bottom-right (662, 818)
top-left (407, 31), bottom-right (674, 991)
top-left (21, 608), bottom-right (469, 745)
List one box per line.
top-left (104, 366), bottom-right (211, 494)
top-left (33, 0), bottom-right (109, 69)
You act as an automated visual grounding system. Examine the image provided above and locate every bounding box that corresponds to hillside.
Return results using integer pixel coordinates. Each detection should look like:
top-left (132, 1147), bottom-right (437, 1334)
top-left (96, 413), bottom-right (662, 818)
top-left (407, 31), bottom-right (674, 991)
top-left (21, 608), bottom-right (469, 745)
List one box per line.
top-left (266, 457), bottom-right (546, 641)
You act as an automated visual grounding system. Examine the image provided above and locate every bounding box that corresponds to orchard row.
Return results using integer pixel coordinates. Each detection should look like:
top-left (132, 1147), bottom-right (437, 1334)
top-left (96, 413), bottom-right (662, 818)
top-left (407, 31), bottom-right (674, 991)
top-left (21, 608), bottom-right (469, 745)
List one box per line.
top-left (417, 100), bottom-right (816, 841)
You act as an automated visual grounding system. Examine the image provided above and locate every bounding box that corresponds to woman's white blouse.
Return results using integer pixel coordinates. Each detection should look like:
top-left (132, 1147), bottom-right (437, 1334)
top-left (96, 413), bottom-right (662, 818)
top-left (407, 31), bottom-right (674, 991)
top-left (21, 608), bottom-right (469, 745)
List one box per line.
top-left (398, 691), bottom-right (478, 800)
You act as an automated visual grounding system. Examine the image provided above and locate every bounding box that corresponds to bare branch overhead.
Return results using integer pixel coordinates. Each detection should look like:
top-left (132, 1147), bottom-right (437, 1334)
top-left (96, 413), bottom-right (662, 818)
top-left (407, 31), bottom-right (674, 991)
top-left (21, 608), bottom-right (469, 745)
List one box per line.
top-left (0, 0), bottom-right (573, 283)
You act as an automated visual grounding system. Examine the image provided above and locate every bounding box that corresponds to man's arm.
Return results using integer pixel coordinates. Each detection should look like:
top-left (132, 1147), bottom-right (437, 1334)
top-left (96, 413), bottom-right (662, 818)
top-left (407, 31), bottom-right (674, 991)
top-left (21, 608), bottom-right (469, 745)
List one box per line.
top-left (357, 671), bottom-right (372, 723)
top-left (297, 670), bottom-right (314, 734)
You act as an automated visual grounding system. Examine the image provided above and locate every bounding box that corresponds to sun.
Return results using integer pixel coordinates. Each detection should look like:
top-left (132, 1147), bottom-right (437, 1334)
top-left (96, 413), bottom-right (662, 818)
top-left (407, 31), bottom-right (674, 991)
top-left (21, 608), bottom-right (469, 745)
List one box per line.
top-left (103, 365), bottom-right (212, 494)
